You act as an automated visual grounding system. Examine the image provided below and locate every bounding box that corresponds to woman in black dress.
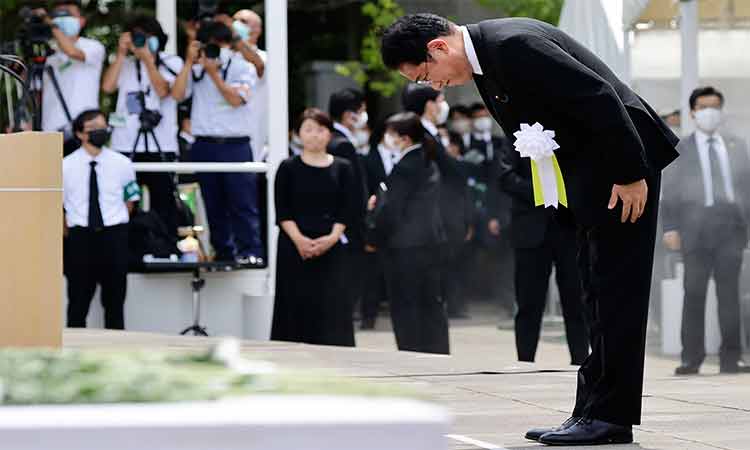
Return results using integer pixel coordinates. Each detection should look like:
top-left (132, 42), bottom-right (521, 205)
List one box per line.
top-left (271, 108), bottom-right (356, 346)
top-left (368, 112), bottom-right (450, 354)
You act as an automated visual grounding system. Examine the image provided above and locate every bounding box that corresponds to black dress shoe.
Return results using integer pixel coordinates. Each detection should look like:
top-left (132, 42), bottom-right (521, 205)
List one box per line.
top-left (720, 360), bottom-right (750, 374)
top-left (675, 364), bottom-right (700, 375)
top-left (525, 416), bottom-right (580, 441)
top-left (539, 418), bottom-right (633, 446)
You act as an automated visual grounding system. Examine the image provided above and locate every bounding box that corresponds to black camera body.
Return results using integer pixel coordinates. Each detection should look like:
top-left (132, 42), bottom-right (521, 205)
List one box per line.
top-left (132, 31), bottom-right (147, 48)
top-left (17, 7), bottom-right (53, 52)
top-left (139, 109), bottom-right (163, 131)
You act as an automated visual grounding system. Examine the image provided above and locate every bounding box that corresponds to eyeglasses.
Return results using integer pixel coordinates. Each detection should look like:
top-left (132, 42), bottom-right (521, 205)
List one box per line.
top-left (415, 56), bottom-right (433, 86)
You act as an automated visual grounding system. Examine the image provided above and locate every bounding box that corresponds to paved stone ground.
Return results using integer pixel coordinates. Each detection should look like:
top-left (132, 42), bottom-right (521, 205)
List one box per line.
top-left (65, 303), bottom-right (750, 450)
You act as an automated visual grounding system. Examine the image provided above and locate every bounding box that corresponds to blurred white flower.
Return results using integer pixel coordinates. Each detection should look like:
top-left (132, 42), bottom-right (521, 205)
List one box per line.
top-left (512, 122), bottom-right (560, 161)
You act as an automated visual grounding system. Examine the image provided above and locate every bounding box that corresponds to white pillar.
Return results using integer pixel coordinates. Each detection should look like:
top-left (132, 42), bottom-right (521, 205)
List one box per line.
top-left (265, 0), bottom-right (289, 297)
top-left (156, 0), bottom-right (178, 55)
top-left (680, 0), bottom-right (699, 135)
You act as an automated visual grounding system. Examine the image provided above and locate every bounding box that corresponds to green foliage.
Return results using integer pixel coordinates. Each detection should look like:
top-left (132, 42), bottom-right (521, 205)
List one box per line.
top-left (475, 0), bottom-right (565, 25)
top-left (335, 0), bottom-right (406, 99)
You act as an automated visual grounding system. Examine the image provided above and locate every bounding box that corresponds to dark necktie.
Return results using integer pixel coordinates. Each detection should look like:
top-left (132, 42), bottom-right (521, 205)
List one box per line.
top-left (89, 161), bottom-right (104, 229)
top-left (707, 137), bottom-right (728, 204)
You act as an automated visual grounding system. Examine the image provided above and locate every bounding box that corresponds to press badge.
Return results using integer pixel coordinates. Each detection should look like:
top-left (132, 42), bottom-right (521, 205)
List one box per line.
top-left (109, 113), bottom-right (127, 128)
top-left (124, 181), bottom-right (141, 202)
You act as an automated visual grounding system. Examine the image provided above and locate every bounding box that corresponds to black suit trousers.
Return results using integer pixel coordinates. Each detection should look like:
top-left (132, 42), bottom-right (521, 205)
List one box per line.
top-left (384, 246), bottom-right (450, 354)
top-left (65, 224), bottom-right (129, 330)
top-left (513, 218), bottom-right (589, 365)
top-left (681, 224), bottom-right (744, 367)
top-left (572, 174), bottom-right (660, 426)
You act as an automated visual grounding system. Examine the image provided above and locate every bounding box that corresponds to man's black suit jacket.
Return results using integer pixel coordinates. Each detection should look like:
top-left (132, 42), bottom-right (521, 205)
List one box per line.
top-left (661, 133), bottom-right (750, 251)
top-left (466, 18), bottom-right (680, 225)
top-left (372, 147), bottom-right (445, 249)
top-left (365, 144), bottom-right (388, 196)
top-left (328, 129), bottom-right (368, 245)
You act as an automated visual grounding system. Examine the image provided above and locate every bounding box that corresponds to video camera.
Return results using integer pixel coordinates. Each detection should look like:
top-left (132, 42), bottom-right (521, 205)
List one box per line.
top-left (16, 7), bottom-right (53, 61)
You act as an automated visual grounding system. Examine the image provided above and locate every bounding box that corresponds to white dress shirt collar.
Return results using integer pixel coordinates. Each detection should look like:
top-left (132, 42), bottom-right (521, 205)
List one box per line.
top-left (401, 143), bottom-right (422, 158)
top-left (461, 26), bottom-right (484, 75)
top-left (473, 131), bottom-right (492, 142)
top-left (333, 122), bottom-right (357, 147)
top-left (420, 117), bottom-right (439, 137)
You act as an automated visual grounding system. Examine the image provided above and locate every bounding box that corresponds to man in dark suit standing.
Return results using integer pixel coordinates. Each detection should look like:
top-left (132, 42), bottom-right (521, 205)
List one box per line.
top-left (662, 86), bottom-right (750, 376)
top-left (499, 141), bottom-right (589, 365)
top-left (328, 88), bottom-right (370, 322)
top-left (381, 14), bottom-right (679, 445)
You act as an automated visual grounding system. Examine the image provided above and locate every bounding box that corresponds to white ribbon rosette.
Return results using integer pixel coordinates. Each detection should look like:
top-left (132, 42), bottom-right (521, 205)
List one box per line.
top-left (512, 122), bottom-right (568, 209)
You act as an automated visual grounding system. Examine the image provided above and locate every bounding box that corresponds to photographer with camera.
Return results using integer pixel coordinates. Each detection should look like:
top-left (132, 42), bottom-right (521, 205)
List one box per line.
top-left (35, 0), bottom-right (105, 154)
top-left (172, 21), bottom-right (263, 264)
top-left (101, 14), bottom-right (184, 236)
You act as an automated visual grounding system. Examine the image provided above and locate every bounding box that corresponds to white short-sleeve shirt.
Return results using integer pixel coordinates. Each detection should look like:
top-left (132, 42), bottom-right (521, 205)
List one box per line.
top-left (188, 50), bottom-right (257, 138)
top-left (42, 37), bottom-right (106, 132)
top-left (110, 53), bottom-right (184, 153)
top-left (247, 48), bottom-right (268, 160)
top-left (63, 147), bottom-right (141, 228)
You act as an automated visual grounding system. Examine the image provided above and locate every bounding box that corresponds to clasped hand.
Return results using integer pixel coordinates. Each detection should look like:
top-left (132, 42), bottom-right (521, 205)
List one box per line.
top-left (293, 234), bottom-right (339, 260)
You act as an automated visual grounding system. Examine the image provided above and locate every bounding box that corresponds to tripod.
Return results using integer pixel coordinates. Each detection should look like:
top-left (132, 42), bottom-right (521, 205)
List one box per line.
top-left (180, 267), bottom-right (209, 336)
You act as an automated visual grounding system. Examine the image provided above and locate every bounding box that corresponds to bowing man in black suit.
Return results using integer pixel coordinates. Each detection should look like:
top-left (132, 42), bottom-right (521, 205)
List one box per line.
top-left (368, 112), bottom-right (450, 355)
top-left (328, 88), bottom-right (370, 320)
top-left (662, 86), bottom-right (750, 375)
top-left (381, 14), bottom-right (680, 445)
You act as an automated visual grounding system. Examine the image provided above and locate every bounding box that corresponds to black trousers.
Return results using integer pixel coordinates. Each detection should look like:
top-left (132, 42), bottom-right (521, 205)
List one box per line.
top-left (384, 246), bottom-right (450, 354)
top-left (681, 222), bottom-right (745, 367)
top-left (123, 152), bottom-right (179, 236)
top-left (572, 174), bottom-right (660, 426)
top-left (514, 219), bottom-right (589, 365)
top-left (441, 242), bottom-right (470, 316)
top-left (361, 251), bottom-right (387, 321)
top-left (65, 224), bottom-right (129, 330)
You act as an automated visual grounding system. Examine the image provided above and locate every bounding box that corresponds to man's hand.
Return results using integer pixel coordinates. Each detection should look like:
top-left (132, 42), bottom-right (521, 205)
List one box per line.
top-left (663, 231), bottom-right (681, 251)
top-left (133, 44), bottom-right (154, 63)
top-left (488, 218), bottom-right (501, 237)
top-left (200, 54), bottom-right (221, 74)
top-left (117, 32), bottom-right (132, 57)
top-left (608, 179), bottom-right (648, 223)
top-left (367, 194), bottom-right (377, 211)
top-left (186, 40), bottom-right (201, 65)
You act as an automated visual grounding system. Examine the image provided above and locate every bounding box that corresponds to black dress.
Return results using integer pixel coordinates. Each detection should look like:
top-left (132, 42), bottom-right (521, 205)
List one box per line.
top-left (271, 155), bottom-right (356, 346)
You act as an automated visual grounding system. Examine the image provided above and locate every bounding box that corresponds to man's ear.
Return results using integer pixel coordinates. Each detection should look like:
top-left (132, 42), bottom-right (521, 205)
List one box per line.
top-left (426, 38), bottom-right (449, 54)
top-left (79, 16), bottom-right (86, 30)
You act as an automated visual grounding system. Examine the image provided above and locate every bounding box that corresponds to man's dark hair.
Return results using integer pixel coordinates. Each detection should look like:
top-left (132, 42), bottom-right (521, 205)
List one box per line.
top-left (385, 111), bottom-right (437, 161)
top-left (469, 102), bottom-right (488, 115)
top-left (328, 88), bottom-right (365, 122)
top-left (294, 107), bottom-right (334, 134)
top-left (401, 83), bottom-right (440, 116)
top-left (380, 13), bottom-right (453, 69)
top-left (197, 21), bottom-right (233, 44)
top-left (126, 14), bottom-right (168, 50)
top-left (689, 86), bottom-right (724, 110)
top-left (449, 105), bottom-right (471, 119)
top-left (73, 109), bottom-right (105, 133)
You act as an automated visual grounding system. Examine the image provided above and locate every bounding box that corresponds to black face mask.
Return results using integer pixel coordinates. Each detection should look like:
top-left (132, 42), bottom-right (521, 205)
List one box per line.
top-left (87, 128), bottom-right (111, 148)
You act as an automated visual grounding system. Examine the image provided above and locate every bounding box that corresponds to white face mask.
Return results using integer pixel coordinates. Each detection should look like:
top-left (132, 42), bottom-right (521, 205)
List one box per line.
top-left (384, 133), bottom-right (400, 151)
top-left (354, 130), bottom-right (370, 148)
top-left (436, 101), bottom-right (450, 125)
top-left (352, 111), bottom-right (368, 129)
top-left (694, 107), bottom-right (722, 133)
top-left (450, 118), bottom-right (472, 135)
top-left (473, 116), bottom-right (493, 132)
